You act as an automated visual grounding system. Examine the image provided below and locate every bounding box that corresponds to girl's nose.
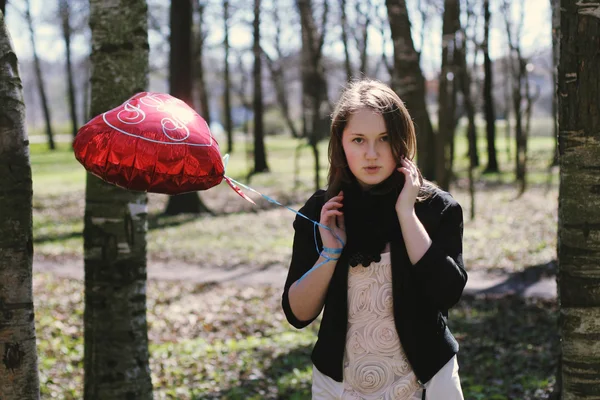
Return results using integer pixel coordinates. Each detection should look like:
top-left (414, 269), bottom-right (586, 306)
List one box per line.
top-left (365, 143), bottom-right (378, 159)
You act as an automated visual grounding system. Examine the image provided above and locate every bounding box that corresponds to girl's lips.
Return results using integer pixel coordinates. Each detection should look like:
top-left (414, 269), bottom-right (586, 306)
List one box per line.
top-left (364, 166), bottom-right (381, 174)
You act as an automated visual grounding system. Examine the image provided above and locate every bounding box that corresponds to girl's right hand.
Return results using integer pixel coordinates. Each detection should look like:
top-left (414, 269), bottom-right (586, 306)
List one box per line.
top-left (318, 191), bottom-right (346, 250)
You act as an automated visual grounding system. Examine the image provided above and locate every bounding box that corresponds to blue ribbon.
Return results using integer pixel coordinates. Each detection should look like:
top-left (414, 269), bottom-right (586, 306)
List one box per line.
top-left (222, 155), bottom-right (345, 284)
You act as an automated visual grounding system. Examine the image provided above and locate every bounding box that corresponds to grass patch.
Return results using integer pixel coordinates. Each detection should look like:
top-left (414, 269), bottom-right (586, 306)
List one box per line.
top-left (34, 273), bottom-right (557, 399)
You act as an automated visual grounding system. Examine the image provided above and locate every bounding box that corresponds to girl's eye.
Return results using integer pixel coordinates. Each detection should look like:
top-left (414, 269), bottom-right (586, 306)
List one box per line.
top-left (380, 136), bottom-right (389, 142)
top-left (352, 138), bottom-right (364, 144)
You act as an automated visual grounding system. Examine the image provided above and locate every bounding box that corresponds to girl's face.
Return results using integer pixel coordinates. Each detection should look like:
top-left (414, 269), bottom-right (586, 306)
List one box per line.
top-left (342, 108), bottom-right (397, 189)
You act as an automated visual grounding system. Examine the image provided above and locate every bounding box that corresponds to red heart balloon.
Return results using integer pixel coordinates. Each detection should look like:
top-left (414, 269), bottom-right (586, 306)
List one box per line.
top-left (73, 92), bottom-right (224, 194)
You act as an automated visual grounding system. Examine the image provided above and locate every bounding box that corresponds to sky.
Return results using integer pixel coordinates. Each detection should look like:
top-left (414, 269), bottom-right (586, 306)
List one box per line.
top-left (4, 0), bottom-right (552, 81)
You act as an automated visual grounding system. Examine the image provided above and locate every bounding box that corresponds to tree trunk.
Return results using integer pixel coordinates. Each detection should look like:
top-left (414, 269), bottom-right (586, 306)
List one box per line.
top-left (550, 0), bottom-right (560, 167)
top-left (339, 0), bottom-right (352, 81)
top-left (84, 1), bottom-right (153, 398)
top-left (0, 2), bottom-right (5, 15)
top-left (82, 58), bottom-right (90, 122)
top-left (252, 0), bottom-right (269, 174)
top-left (297, 0), bottom-right (329, 191)
top-left (385, 0), bottom-right (435, 179)
top-left (164, 0), bottom-right (210, 215)
top-left (482, 0), bottom-right (498, 173)
top-left (354, 1), bottom-right (370, 76)
top-left (513, 61), bottom-right (525, 184)
top-left (196, 0), bottom-right (210, 126)
top-left (436, 0), bottom-right (459, 191)
top-left (263, 2), bottom-right (300, 139)
top-left (558, 0), bottom-right (600, 398)
top-left (223, 0), bottom-right (233, 153)
top-left (0, 11), bottom-right (41, 400)
top-left (503, 54), bottom-right (512, 160)
top-left (60, 0), bottom-right (79, 138)
top-left (25, 0), bottom-right (54, 150)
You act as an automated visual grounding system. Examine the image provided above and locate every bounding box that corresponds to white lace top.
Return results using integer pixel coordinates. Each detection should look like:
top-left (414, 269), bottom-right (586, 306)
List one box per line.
top-left (342, 252), bottom-right (421, 400)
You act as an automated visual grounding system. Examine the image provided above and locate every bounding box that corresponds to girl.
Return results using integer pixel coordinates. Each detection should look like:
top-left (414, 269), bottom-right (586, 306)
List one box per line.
top-left (281, 79), bottom-right (467, 399)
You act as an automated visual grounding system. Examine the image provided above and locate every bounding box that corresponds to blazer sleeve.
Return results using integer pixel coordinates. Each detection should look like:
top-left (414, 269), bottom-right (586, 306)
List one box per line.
top-left (410, 196), bottom-right (468, 310)
top-left (281, 191), bottom-right (324, 329)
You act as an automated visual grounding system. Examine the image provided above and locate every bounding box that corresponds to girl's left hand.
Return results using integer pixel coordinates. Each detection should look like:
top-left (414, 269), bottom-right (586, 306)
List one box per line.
top-left (395, 157), bottom-right (420, 215)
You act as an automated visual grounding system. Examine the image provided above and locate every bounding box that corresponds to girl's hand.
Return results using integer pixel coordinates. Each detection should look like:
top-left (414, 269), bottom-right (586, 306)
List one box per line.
top-left (395, 158), bottom-right (420, 215)
top-left (319, 191), bottom-right (346, 250)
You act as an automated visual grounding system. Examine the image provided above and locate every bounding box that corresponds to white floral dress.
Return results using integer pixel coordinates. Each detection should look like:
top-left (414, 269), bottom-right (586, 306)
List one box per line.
top-left (312, 252), bottom-right (463, 400)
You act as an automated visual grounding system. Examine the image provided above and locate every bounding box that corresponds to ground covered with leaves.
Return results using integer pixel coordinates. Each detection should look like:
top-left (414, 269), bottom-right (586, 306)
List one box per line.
top-left (35, 273), bottom-right (558, 399)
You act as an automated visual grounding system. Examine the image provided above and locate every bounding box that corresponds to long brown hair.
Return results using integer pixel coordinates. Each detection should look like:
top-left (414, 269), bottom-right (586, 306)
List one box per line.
top-left (326, 79), bottom-right (435, 200)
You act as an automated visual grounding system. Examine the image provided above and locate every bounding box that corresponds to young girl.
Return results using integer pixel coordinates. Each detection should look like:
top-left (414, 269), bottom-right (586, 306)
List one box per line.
top-left (281, 79), bottom-right (467, 399)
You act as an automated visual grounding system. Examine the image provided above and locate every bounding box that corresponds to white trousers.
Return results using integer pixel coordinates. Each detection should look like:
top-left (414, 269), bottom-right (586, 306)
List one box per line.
top-left (311, 355), bottom-right (464, 400)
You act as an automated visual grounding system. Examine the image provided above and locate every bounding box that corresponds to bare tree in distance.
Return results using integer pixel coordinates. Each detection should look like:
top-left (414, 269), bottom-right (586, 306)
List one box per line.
top-left (195, 0), bottom-right (210, 127)
top-left (482, 0), bottom-right (499, 173)
top-left (296, 0), bottom-right (330, 191)
top-left (353, 0), bottom-right (370, 76)
top-left (165, 0), bottom-right (212, 215)
top-left (24, 0), bottom-right (55, 149)
top-left (436, 0), bottom-right (460, 192)
top-left (385, 0), bottom-right (436, 180)
top-left (59, 0), bottom-right (79, 138)
top-left (557, 0), bottom-right (600, 396)
top-left (339, 0), bottom-right (352, 80)
top-left (262, 0), bottom-right (300, 139)
top-left (223, 0), bottom-right (233, 153)
top-left (249, 0), bottom-right (269, 178)
top-left (549, 0), bottom-right (559, 167)
top-left (0, 10), bottom-right (41, 399)
top-left (501, 0), bottom-right (538, 195)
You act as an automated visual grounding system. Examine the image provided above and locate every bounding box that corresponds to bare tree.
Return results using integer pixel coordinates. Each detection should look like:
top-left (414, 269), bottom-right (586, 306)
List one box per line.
top-left (462, 0), bottom-right (479, 170)
top-left (296, 0), bottom-right (330, 191)
top-left (385, 0), bottom-right (435, 179)
top-left (339, 0), bottom-right (352, 80)
top-left (436, 0), bottom-right (460, 191)
top-left (164, 0), bottom-right (211, 215)
top-left (550, 0), bottom-right (559, 167)
top-left (84, 0), bottom-right (153, 397)
top-left (250, 0), bottom-right (269, 176)
top-left (223, 0), bottom-right (233, 153)
top-left (502, 0), bottom-right (536, 194)
top-left (59, 0), bottom-right (79, 138)
top-left (263, 1), bottom-right (300, 139)
top-left (195, 0), bottom-right (210, 126)
top-left (482, 0), bottom-right (498, 173)
top-left (557, 0), bottom-right (600, 397)
top-left (0, 11), bottom-right (41, 400)
top-left (353, 0), bottom-right (370, 76)
top-left (24, 0), bottom-right (55, 150)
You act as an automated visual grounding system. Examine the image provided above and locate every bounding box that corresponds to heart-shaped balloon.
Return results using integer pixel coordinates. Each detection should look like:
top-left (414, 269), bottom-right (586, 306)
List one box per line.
top-left (74, 92), bottom-right (224, 194)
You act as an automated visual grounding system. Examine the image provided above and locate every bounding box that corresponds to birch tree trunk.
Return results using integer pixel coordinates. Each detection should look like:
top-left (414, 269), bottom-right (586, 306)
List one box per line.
top-left (557, 0), bottom-right (600, 398)
top-left (0, 10), bottom-right (41, 400)
top-left (385, 0), bottom-right (435, 179)
top-left (84, 1), bottom-right (153, 398)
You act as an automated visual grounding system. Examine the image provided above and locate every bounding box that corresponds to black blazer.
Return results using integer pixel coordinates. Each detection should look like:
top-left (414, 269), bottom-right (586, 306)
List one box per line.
top-left (281, 187), bottom-right (468, 384)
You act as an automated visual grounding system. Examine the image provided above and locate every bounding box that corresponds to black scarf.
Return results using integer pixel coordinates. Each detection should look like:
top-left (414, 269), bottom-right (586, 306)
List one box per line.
top-left (340, 170), bottom-right (405, 267)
